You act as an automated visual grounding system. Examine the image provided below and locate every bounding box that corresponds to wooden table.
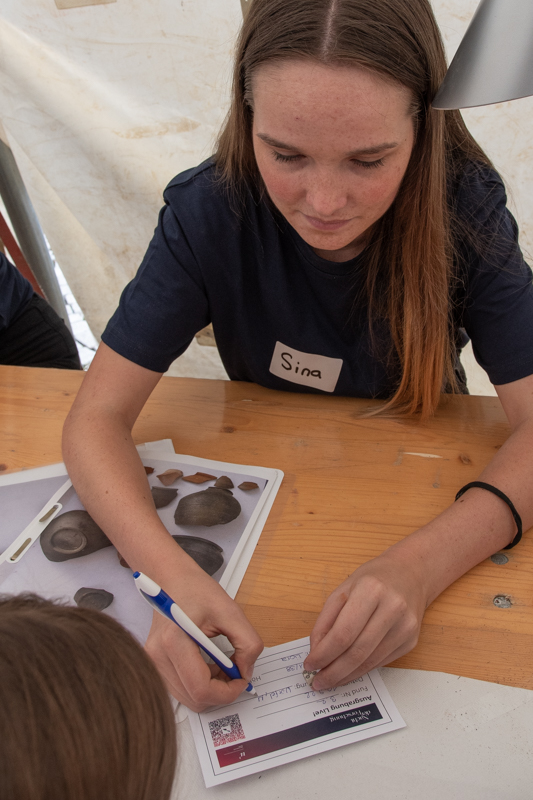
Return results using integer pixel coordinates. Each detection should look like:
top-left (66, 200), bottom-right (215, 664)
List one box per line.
top-left (1, 365), bottom-right (532, 689)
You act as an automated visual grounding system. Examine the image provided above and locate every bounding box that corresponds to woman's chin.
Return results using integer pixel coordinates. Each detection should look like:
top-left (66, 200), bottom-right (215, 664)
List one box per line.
top-left (291, 219), bottom-right (368, 259)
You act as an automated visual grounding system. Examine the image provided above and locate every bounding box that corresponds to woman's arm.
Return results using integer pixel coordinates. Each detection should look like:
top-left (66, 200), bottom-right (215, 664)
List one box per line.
top-left (62, 343), bottom-right (263, 710)
top-left (304, 373), bottom-right (533, 689)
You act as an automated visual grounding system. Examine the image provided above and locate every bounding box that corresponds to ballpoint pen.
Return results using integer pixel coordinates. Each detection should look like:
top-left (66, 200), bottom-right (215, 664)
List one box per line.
top-left (133, 571), bottom-right (257, 696)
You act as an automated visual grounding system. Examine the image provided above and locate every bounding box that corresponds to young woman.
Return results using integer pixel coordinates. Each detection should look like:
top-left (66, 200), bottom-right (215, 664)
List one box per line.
top-left (0, 594), bottom-right (176, 800)
top-left (63, 0), bottom-right (533, 710)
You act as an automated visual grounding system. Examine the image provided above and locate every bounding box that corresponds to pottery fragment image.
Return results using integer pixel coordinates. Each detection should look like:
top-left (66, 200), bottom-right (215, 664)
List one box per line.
top-left (182, 472), bottom-right (217, 484)
top-left (40, 510), bottom-right (112, 562)
top-left (144, 466), bottom-right (154, 474)
top-left (174, 487), bottom-right (241, 527)
top-left (157, 469), bottom-right (183, 486)
top-left (238, 482), bottom-right (259, 491)
top-left (172, 535), bottom-right (224, 575)
top-left (74, 587), bottom-right (114, 611)
top-left (151, 486), bottom-right (178, 509)
top-left (214, 475), bottom-right (234, 489)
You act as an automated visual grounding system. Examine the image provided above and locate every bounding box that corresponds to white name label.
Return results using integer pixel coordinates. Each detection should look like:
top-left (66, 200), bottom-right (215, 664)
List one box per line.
top-left (269, 341), bottom-right (343, 393)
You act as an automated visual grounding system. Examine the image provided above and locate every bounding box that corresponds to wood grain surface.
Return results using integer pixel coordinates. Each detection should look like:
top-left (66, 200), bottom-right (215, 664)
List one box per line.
top-left (1, 365), bottom-right (532, 688)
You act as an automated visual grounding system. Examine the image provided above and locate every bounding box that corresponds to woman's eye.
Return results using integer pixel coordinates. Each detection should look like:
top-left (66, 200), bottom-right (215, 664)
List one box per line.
top-left (352, 158), bottom-right (385, 170)
top-left (272, 151), bottom-right (303, 163)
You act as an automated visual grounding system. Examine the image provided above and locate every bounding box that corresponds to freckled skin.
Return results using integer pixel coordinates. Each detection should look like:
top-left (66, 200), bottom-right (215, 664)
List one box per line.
top-left (252, 61), bottom-right (415, 262)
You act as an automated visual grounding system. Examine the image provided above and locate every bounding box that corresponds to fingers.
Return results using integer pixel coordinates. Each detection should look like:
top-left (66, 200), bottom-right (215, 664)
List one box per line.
top-left (314, 636), bottom-right (418, 691)
top-left (200, 600), bottom-right (264, 683)
top-left (308, 589), bottom-right (350, 651)
top-left (230, 627), bottom-right (264, 682)
top-left (145, 606), bottom-right (262, 711)
top-left (304, 569), bottom-right (423, 691)
top-left (306, 585), bottom-right (379, 670)
top-left (311, 614), bottom-right (419, 690)
top-left (210, 600), bottom-right (264, 681)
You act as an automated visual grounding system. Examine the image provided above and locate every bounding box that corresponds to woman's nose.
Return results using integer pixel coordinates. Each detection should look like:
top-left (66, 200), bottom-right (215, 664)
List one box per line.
top-left (305, 170), bottom-right (348, 218)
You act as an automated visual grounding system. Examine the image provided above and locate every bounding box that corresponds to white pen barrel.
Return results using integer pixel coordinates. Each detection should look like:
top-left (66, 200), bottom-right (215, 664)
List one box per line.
top-left (135, 572), bottom-right (161, 596)
top-left (169, 604), bottom-right (234, 668)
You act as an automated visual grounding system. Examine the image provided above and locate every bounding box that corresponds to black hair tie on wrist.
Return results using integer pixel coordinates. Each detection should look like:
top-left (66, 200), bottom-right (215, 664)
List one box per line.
top-left (455, 481), bottom-right (522, 550)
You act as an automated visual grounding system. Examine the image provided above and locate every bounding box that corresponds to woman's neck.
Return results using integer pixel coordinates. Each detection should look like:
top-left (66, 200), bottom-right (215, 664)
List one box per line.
top-left (313, 233), bottom-right (369, 262)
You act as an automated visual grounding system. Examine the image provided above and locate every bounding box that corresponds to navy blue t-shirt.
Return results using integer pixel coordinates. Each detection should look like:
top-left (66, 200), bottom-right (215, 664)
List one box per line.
top-left (102, 160), bottom-right (533, 396)
top-left (0, 252), bottom-right (34, 333)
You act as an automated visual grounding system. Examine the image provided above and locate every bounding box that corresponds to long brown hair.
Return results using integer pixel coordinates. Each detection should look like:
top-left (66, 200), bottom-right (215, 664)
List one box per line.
top-left (215, 0), bottom-right (492, 416)
top-left (0, 594), bottom-right (177, 800)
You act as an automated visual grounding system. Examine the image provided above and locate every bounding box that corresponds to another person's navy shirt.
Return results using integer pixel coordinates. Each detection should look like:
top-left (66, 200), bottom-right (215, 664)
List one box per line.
top-left (0, 252), bottom-right (34, 333)
top-left (102, 160), bottom-right (533, 396)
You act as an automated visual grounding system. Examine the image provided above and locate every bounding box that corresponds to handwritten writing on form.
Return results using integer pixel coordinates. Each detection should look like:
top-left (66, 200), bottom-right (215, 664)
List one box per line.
top-left (188, 636), bottom-right (406, 786)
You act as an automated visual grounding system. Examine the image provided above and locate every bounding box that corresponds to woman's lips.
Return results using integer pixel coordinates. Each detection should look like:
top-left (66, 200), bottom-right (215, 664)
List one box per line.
top-left (302, 214), bottom-right (352, 231)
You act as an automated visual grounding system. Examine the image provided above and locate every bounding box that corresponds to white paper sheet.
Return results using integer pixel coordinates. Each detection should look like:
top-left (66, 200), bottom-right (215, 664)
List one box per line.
top-left (188, 636), bottom-right (405, 786)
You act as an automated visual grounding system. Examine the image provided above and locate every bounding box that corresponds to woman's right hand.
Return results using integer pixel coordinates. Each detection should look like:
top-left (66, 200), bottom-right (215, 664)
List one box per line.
top-left (144, 571), bottom-right (263, 711)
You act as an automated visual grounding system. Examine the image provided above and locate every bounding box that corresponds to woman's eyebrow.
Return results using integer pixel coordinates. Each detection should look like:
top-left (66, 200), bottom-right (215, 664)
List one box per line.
top-left (256, 133), bottom-right (300, 151)
top-left (256, 133), bottom-right (398, 156)
top-left (347, 143), bottom-right (399, 156)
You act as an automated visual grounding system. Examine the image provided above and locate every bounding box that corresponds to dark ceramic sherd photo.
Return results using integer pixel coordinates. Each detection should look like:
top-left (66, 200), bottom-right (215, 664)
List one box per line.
top-left (174, 487), bottom-right (241, 527)
top-left (171, 535), bottom-right (224, 575)
top-left (74, 587), bottom-right (114, 611)
top-left (151, 486), bottom-right (178, 509)
top-left (40, 510), bottom-right (112, 562)
top-left (214, 475), bottom-right (234, 489)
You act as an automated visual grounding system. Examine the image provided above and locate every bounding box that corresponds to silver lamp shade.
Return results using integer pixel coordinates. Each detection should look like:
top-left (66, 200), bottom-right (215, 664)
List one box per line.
top-left (433, 0), bottom-right (533, 110)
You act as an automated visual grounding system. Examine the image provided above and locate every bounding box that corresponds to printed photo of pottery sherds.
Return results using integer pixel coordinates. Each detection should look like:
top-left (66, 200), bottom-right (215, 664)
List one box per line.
top-left (40, 510), bottom-right (112, 563)
top-left (172, 535), bottom-right (224, 576)
top-left (151, 486), bottom-right (178, 509)
top-left (238, 482), bottom-right (259, 491)
top-left (174, 487), bottom-right (241, 527)
top-left (74, 587), bottom-right (114, 611)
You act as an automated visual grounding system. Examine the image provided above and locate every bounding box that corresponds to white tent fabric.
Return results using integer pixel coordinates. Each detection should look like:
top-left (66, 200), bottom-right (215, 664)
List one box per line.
top-left (0, 0), bottom-right (532, 379)
top-left (0, 0), bottom-right (241, 352)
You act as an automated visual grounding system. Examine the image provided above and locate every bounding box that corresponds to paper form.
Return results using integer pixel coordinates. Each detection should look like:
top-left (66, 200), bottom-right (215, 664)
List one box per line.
top-left (188, 636), bottom-right (406, 786)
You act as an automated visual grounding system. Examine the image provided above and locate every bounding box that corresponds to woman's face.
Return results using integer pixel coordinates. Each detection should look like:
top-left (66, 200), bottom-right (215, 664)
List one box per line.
top-left (251, 60), bottom-right (416, 261)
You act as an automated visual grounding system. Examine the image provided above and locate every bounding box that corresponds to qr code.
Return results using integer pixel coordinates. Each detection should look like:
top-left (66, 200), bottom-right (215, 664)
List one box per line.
top-left (209, 713), bottom-right (245, 747)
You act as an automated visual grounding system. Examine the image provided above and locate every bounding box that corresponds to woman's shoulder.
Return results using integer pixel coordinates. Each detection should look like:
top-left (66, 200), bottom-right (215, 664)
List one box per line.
top-left (164, 159), bottom-right (243, 214)
top-left (161, 158), bottom-right (264, 237)
top-left (450, 160), bottom-right (508, 227)
top-left (165, 158), bottom-right (218, 192)
top-left (450, 158), bottom-right (527, 290)
top-left (163, 159), bottom-right (226, 211)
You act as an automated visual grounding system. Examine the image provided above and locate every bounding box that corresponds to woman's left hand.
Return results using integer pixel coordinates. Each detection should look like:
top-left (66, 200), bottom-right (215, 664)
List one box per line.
top-left (303, 550), bottom-right (428, 690)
